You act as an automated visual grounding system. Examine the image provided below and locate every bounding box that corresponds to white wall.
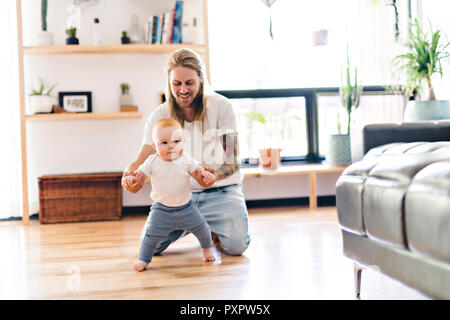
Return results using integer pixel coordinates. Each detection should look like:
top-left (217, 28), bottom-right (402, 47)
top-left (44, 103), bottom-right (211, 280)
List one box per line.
top-left (22, 0), bottom-right (342, 214)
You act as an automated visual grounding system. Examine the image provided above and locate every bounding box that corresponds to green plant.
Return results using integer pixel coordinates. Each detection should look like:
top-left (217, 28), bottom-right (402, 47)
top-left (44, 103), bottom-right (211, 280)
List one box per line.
top-left (41, 0), bottom-right (48, 31)
top-left (66, 27), bottom-right (77, 38)
top-left (339, 46), bottom-right (362, 134)
top-left (120, 83), bottom-right (130, 95)
top-left (392, 19), bottom-right (450, 100)
top-left (244, 112), bottom-right (277, 147)
top-left (122, 31), bottom-right (128, 38)
top-left (29, 78), bottom-right (57, 97)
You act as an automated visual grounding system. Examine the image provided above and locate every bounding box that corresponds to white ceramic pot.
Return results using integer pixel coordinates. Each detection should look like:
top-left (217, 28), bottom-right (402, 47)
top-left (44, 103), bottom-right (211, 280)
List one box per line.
top-left (35, 31), bottom-right (54, 46)
top-left (119, 94), bottom-right (133, 106)
top-left (403, 100), bottom-right (450, 121)
top-left (30, 95), bottom-right (55, 114)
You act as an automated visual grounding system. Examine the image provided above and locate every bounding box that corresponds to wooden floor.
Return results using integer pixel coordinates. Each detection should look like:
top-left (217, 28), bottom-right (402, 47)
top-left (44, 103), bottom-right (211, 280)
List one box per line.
top-left (0, 206), bottom-right (428, 300)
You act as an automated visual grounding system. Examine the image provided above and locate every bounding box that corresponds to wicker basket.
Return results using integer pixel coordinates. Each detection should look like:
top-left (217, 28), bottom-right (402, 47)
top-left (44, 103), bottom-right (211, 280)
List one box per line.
top-left (38, 172), bottom-right (123, 224)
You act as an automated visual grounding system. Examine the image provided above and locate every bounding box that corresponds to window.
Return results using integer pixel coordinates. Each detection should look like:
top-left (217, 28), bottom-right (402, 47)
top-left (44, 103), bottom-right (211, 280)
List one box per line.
top-left (232, 96), bottom-right (307, 161)
top-left (209, 0), bottom-right (409, 165)
top-left (317, 89), bottom-right (404, 157)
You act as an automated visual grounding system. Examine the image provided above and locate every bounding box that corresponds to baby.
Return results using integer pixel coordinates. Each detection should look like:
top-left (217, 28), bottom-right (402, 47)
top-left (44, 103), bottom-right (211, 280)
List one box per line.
top-left (123, 118), bottom-right (216, 272)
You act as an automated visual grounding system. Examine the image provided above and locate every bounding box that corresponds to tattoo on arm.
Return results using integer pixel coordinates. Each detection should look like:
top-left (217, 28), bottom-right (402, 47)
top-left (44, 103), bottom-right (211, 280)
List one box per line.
top-left (214, 133), bottom-right (240, 180)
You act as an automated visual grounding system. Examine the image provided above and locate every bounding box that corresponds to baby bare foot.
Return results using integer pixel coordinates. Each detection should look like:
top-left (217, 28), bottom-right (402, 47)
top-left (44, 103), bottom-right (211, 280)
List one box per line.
top-left (133, 260), bottom-right (148, 272)
top-left (202, 247), bottom-right (216, 262)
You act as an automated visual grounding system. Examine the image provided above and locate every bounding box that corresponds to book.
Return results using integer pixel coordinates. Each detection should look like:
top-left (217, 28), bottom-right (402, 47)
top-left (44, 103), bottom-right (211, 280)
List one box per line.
top-left (169, 8), bottom-right (175, 43)
top-left (162, 11), bottom-right (173, 44)
top-left (153, 15), bottom-right (160, 43)
top-left (172, 0), bottom-right (183, 44)
top-left (157, 14), bottom-right (164, 44)
top-left (151, 16), bottom-right (158, 43)
top-left (146, 16), bottom-right (154, 44)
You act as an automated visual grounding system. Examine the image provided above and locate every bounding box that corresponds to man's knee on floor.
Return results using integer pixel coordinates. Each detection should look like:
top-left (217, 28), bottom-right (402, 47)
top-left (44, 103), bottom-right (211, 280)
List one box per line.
top-left (220, 236), bottom-right (250, 256)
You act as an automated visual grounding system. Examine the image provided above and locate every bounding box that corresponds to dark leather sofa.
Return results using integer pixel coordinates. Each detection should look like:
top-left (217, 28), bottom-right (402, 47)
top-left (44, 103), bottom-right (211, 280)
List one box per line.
top-left (336, 121), bottom-right (450, 299)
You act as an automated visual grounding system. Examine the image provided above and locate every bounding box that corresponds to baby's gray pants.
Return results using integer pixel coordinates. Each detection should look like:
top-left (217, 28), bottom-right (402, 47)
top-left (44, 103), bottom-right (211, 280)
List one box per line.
top-left (139, 200), bottom-right (212, 263)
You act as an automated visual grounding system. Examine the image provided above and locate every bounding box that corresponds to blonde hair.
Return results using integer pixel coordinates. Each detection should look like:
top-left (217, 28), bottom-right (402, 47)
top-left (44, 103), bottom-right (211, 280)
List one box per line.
top-left (165, 48), bottom-right (207, 126)
top-left (152, 118), bottom-right (182, 142)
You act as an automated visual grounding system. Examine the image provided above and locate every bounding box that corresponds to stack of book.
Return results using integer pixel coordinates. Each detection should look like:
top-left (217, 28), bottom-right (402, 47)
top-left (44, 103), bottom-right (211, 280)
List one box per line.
top-left (146, 0), bottom-right (183, 44)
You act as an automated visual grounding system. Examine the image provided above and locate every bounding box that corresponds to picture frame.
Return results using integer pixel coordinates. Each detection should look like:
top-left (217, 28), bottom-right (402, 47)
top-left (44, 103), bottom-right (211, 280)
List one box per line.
top-left (58, 91), bottom-right (92, 113)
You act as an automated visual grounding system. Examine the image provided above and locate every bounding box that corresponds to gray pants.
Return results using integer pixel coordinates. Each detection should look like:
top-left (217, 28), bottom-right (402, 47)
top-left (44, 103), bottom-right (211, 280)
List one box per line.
top-left (139, 200), bottom-right (212, 263)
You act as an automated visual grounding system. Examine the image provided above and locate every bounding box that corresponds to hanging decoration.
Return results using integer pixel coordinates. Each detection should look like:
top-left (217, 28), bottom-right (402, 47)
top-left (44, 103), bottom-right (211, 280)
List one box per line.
top-left (261, 0), bottom-right (276, 40)
top-left (385, 0), bottom-right (400, 39)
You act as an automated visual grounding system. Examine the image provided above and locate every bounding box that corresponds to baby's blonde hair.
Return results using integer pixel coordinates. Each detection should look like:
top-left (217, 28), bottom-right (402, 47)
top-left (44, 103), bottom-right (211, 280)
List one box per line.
top-left (152, 118), bottom-right (183, 142)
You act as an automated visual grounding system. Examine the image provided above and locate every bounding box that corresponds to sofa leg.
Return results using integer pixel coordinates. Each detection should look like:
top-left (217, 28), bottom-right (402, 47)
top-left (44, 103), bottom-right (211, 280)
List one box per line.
top-left (353, 263), bottom-right (364, 299)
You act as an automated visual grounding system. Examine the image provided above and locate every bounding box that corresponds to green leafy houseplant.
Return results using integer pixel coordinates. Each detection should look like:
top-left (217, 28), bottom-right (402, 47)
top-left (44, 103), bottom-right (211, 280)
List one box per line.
top-left (66, 27), bottom-right (77, 38)
top-left (29, 78), bottom-right (56, 97)
top-left (28, 78), bottom-right (57, 114)
top-left (119, 83), bottom-right (134, 107)
top-left (393, 19), bottom-right (450, 100)
top-left (120, 83), bottom-right (130, 95)
top-left (65, 27), bottom-right (79, 45)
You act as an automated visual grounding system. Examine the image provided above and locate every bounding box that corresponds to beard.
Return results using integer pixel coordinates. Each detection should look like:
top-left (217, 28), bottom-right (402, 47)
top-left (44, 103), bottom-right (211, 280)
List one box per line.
top-left (174, 90), bottom-right (203, 110)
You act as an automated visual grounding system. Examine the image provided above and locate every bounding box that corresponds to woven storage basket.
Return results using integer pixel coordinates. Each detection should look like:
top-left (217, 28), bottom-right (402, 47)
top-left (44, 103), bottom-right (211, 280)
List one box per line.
top-left (38, 172), bottom-right (123, 224)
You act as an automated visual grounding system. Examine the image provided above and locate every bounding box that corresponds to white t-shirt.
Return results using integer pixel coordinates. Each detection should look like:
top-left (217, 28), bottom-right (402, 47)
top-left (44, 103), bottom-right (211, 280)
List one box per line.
top-left (138, 153), bottom-right (199, 207)
top-left (142, 92), bottom-right (243, 192)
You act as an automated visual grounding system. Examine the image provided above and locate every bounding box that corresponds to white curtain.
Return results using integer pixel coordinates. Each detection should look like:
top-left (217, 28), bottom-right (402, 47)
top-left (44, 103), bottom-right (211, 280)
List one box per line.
top-left (0, 0), bottom-right (23, 219)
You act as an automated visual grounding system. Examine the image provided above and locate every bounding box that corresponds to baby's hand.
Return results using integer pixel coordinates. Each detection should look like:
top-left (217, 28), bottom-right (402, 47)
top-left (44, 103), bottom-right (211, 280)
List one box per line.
top-left (123, 175), bottom-right (137, 187)
top-left (122, 171), bottom-right (146, 193)
top-left (201, 170), bottom-right (216, 185)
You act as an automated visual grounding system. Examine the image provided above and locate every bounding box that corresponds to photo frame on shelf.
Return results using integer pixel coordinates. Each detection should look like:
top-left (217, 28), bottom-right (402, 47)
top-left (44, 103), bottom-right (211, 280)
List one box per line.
top-left (58, 91), bottom-right (92, 113)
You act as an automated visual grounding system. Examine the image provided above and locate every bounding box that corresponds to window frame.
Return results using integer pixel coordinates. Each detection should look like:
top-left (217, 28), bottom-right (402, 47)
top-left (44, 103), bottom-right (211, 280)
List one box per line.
top-left (217, 86), bottom-right (395, 167)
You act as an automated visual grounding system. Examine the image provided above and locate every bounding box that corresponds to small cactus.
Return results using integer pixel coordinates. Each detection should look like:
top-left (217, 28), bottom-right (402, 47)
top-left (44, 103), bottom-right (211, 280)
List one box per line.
top-left (339, 45), bottom-right (362, 134)
top-left (41, 0), bottom-right (48, 31)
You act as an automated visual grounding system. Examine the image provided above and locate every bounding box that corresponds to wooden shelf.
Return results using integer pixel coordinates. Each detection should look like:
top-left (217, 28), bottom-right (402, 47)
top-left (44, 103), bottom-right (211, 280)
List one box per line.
top-left (241, 163), bottom-right (348, 177)
top-left (241, 163), bottom-right (348, 210)
top-left (23, 44), bottom-right (206, 55)
top-left (25, 112), bottom-right (143, 121)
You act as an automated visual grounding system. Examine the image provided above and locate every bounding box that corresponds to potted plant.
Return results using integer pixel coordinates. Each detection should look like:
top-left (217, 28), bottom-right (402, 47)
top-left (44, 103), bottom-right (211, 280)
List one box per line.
top-left (326, 48), bottom-right (362, 165)
top-left (393, 19), bottom-right (450, 121)
top-left (36, 0), bottom-right (54, 45)
top-left (245, 112), bottom-right (282, 170)
top-left (121, 31), bottom-right (131, 44)
top-left (66, 27), bottom-right (79, 45)
top-left (119, 83), bottom-right (133, 106)
top-left (28, 78), bottom-right (57, 114)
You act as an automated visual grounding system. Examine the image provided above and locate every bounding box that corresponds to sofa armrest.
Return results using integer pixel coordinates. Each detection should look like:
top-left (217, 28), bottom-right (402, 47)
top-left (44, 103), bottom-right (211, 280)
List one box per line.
top-left (363, 121), bottom-right (450, 154)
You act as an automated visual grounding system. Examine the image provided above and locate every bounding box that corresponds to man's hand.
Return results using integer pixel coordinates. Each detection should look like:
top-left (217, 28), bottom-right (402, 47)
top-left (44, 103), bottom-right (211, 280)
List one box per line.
top-left (192, 167), bottom-right (216, 188)
top-left (122, 171), bottom-right (146, 194)
top-left (201, 170), bottom-right (216, 185)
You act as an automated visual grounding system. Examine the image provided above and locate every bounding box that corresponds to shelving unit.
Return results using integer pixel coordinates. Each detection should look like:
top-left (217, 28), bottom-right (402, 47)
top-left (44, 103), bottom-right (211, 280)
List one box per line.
top-left (16, 0), bottom-right (211, 223)
top-left (24, 43), bottom-right (206, 55)
top-left (25, 112), bottom-right (143, 121)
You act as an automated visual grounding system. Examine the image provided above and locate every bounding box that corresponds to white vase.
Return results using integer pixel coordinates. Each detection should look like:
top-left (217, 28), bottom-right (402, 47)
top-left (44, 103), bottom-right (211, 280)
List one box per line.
top-left (119, 94), bottom-right (133, 106)
top-left (30, 95), bottom-right (55, 114)
top-left (35, 31), bottom-right (54, 46)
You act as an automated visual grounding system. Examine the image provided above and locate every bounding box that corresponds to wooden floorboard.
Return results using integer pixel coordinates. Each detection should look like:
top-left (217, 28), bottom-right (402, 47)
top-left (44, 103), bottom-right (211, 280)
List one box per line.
top-left (0, 206), bottom-right (428, 300)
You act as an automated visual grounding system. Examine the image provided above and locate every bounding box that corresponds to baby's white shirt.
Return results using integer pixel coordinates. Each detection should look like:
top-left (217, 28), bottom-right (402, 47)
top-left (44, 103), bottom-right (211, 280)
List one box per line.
top-left (138, 153), bottom-right (200, 207)
top-left (142, 92), bottom-right (243, 191)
